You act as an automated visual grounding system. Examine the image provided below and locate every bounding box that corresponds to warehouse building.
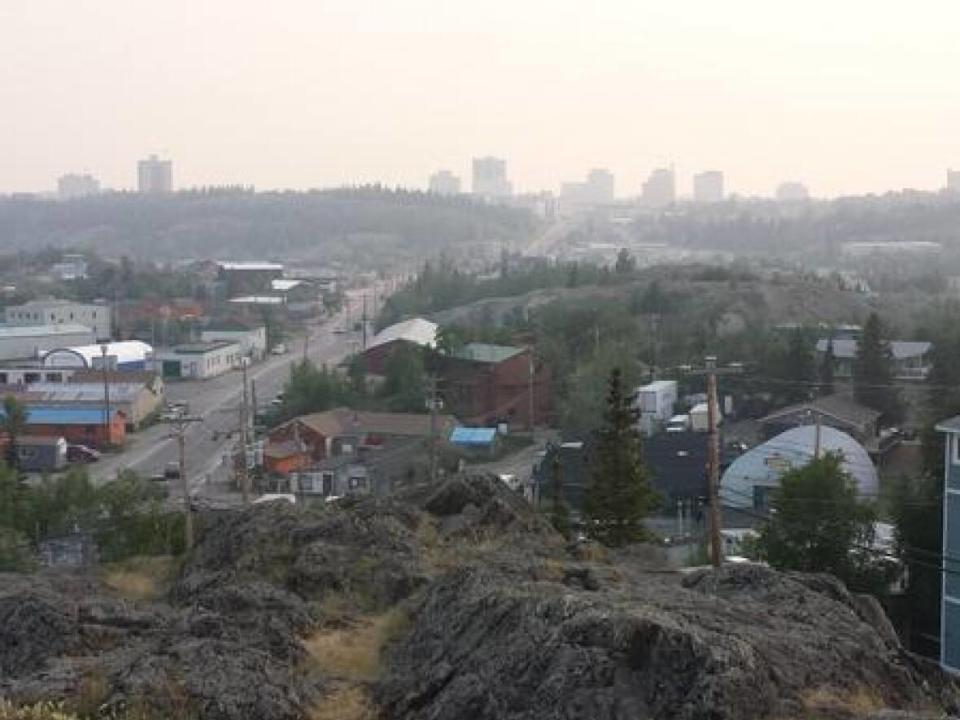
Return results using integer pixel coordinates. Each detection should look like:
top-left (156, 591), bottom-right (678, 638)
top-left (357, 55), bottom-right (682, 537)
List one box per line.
top-left (153, 341), bottom-right (242, 379)
top-left (0, 324), bottom-right (97, 362)
top-left (0, 405), bottom-right (126, 448)
top-left (42, 341), bottom-right (153, 370)
top-left (200, 322), bottom-right (267, 361)
top-left (4, 299), bottom-right (112, 340)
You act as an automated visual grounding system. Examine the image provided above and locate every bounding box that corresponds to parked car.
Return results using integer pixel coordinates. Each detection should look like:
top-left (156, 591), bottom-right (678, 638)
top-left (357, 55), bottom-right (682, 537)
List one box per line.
top-left (271, 343), bottom-right (287, 355)
top-left (163, 462), bottom-right (181, 479)
top-left (67, 444), bottom-right (101, 463)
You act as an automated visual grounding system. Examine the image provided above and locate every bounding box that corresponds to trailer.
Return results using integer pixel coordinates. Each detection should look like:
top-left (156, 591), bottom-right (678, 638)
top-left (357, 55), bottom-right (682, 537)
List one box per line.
top-left (635, 380), bottom-right (679, 435)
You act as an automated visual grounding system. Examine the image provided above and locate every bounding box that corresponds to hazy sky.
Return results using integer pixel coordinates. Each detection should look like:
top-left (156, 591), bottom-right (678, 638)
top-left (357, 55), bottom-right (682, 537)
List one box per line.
top-left (3, 1), bottom-right (960, 198)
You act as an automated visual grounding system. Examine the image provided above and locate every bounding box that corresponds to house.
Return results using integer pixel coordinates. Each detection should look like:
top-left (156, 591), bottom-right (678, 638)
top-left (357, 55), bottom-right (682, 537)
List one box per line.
top-left (270, 279), bottom-right (321, 317)
top-left (12, 435), bottom-right (68, 472)
top-left (938, 416), bottom-right (960, 672)
top-left (437, 342), bottom-right (551, 429)
top-left (815, 338), bottom-right (932, 381)
top-left (5, 299), bottom-right (112, 341)
top-left (1, 406), bottom-right (127, 448)
top-left (720, 425), bottom-right (878, 514)
top-left (759, 394), bottom-right (881, 444)
top-left (267, 407), bottom-right (459, 465)
top-left (43, 341), bottom-right (154, 371)
top-left (264, 440), bottom-right (312, 476)
top-left (292, 436), bottom-right (428, 498)
top-left (0, 324), bottom-right (97, 362)
top-left (200, 322), bottom-right (268, 362)
top-left (153, 341), bottom-right (242, 379)
top-left (362, 318), bottom-right (437, 375)
top-left (217, 261), bottom-right (284, 296)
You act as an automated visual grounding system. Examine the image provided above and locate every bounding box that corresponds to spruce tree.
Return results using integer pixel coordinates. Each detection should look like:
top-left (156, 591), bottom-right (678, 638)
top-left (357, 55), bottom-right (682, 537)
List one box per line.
top-left (783, 328), bottom-right (815, 402)
top-left (854, 313), bottom-right (903, 424)
top-left (820, 337), bottom-right (836, 396)
top-left (549, 452), bottom-right (571, 539)
top-left (584, 368), bottom-right (658, 546)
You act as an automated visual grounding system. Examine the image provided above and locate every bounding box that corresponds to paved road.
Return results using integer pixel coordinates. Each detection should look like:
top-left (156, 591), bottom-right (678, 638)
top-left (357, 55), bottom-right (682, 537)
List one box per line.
top-left (91, 294), bottom-right (371, 498)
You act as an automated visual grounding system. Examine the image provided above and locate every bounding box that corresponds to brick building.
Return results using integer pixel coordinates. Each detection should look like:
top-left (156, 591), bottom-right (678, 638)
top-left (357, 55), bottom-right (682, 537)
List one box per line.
top-left (437, 343), bottom-right (551, 429)
top-left (362, 318), bottom-right (437, 375)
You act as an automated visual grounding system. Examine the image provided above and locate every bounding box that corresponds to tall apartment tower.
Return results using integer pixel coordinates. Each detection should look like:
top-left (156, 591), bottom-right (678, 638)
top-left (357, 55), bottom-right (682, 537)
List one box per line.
top-left (693, 171), bottom-right (724, 203)
top-left (428, 170), bottom-right (461, 196)
top-left (57, 173), bottom-right (100, 200)
top-left (137, 154), bottom-right (173, 193)
top-left (948, 169), bottom-right (960, 193)
top-left (641, 167), bottom-right (676, 208)
top-left (472, 156), bottom-right (513, 200)
top-left (776, 181), bottom-right (810, 201)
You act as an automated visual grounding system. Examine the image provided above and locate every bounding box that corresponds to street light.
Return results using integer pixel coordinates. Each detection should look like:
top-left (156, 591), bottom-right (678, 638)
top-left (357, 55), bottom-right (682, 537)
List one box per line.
top-left (100, 344), bottom-right (111, 449)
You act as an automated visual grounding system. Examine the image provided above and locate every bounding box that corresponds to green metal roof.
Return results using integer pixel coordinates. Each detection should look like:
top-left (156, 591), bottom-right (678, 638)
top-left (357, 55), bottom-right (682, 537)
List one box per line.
top-left (454, 343), bottom-right (524, 364)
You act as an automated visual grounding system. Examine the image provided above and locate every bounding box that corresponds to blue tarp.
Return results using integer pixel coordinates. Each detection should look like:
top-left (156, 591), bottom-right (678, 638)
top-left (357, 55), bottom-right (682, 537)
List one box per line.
top-left (449, 427), bottom-right (498, 447)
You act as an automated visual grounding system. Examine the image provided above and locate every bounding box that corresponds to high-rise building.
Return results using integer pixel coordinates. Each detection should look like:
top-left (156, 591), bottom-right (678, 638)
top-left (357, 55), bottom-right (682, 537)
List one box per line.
top-left (472, 156), bottom-right (513, 199)
top-left (428, 170), bottom-right (461, 196)
top-left (693, 171), bottom-right (724, 203)
top-left (560, 168), bottom-right (615, 210)
top-left (641, 167), bottom-right (676, 208)
top-left (948, 169), bottom-right (960, 193)
top-left (776, 181), bottom-right (810, 202)
top-left (137, 154), bottom-right (173, 193)
top-left (57, 173), bottom-right (100, 200)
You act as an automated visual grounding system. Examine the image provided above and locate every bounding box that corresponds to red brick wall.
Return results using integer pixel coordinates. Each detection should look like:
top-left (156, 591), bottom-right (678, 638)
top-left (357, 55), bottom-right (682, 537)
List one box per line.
top-left (27, 416), bottom-right (126, 448)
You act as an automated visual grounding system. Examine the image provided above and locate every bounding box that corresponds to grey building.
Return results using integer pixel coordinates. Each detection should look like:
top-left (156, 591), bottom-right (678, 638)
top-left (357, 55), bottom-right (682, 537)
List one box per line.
top-left (428, 170), bottom-right (461, 196)
top-left (641, 167), bottom-right (676, 208)
top-left (0, 324), bottom-right (97, 362)
top-left (693, 171), bottom-right (724, 203)
top-left (57, 173), bottom-right (100, 200)
top-left (5, 299), bottom-right (111, 341)
top-left (137, 154), bottom-right (173, 193)
top-left (472, 156), bottom-right (512, 199)
top-left (15, 435), bottom-right (68, 472)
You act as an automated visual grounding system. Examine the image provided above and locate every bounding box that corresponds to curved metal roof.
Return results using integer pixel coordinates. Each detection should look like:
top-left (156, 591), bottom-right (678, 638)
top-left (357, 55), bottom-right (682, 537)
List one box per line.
top-left (720, 425), bottom-right (878, 509)
top-left (42, 341), bottom-right (153, 368)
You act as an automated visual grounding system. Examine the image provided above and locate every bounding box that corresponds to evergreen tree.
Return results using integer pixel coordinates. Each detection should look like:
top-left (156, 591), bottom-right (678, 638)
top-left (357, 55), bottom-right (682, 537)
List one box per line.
top-left (584, 368), bottom-right (658, 547)
top-left (853, 313), bottom-right (903, 424)
top-left (783, 328), bottom-right (815, 402)
top-left (548, 452), bottom-right (571, 539)
top-left (1, 395), bottom-right (28, 470)
top-left (819, 336), bottom-right (836, 396)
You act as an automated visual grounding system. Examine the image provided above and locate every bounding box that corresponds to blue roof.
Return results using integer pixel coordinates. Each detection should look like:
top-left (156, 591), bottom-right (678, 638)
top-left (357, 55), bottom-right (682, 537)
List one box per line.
top-left (449, 427), bottom-right (498, 446)
top-left (1, 406), bottom-right (116, 426)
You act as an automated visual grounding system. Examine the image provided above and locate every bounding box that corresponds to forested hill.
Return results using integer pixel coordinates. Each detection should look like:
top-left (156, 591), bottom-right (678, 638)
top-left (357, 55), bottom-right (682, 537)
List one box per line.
top-left (0, 187), bottom-right (538, 267)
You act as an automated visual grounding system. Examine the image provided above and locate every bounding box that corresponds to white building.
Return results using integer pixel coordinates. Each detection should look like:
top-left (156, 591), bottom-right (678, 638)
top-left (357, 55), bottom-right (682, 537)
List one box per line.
top-left (693, 171), bottom-right (724, 203)
top-left (138, 154), bottom-right (172, 193)
top-left (0, 324), bottom-right (97, 362)
top-left (5, 299), bottom-right (111, 340)
top-left (560, 169), bottom-right (615, 211)
top-left (49, 254), bottom-right (89, 281)
top-left (428, 170), bottom-right (461, 196)
top-left (948, 169), bottom-right (960, 193)
top-left (200, 324), bottom-right (267, 361)
top-left (42, 341), bottom-right (154, 371)
top-left (153, 341), bottom-right (242, 380)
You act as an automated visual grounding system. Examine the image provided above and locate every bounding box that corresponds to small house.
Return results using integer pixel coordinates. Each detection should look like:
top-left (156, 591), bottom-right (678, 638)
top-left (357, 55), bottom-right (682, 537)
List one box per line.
top-left (15, 435), bottom-right (68, 472)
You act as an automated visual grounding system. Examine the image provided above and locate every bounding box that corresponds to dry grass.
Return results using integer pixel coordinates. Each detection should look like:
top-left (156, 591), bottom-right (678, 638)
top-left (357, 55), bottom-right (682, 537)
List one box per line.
top-left (74, 666), bottom-right (111, 717)
top-left (308, 686), bottom-right (377, 720)
top-left (101, 556), bottom-right (178, 602)
top-left (0, 701), bottom-right (79, 720)
top-left (303, 607), bottom-right (410, 682)
top-left (802, 686), bottom-right (886, 717)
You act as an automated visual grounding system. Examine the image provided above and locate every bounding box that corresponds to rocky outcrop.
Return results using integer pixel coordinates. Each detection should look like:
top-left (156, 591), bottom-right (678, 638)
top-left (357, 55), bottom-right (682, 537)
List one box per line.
top-left (1, 475), bottom-right (957, 719)
top-left (379, 563), bottom-right (953, 720)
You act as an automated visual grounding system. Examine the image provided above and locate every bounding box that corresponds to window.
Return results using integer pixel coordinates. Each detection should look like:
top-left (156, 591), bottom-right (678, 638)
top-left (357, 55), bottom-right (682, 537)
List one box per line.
top-left (954, 435), bottom-right (960, 466)
top-left (45, 373), bottom-right (62, 382)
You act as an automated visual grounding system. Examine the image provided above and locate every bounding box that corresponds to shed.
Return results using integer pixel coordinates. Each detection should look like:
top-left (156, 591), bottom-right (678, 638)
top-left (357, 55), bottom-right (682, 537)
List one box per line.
top-left (449, 427), bottom-right (499, 455)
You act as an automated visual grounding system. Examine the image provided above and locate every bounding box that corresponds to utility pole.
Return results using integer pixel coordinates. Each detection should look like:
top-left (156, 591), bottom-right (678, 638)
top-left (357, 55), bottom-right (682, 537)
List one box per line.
top-left (814, 411), bottom-right (822, 459)
top-left (427, 374), bottom-right (439, 482)
top-left (162, 411), bottom-right (203, 551)
top-left (250, 379), bottom-right (258, 428)
top-left (362, 295), bottom-right (368, 350)
top-left (528, 349), bottom-right (535, 432)
top-left (705, 356), bottom-right (722, 569)
top-left (238, 358), bottom-right (251, 504)
top-left (100, 344), bottom-right (111, 449)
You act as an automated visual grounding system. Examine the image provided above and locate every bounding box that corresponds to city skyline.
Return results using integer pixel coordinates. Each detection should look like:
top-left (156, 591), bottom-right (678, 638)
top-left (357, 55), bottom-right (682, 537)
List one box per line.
top-left (3, 1), bottom-right (960, 197)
